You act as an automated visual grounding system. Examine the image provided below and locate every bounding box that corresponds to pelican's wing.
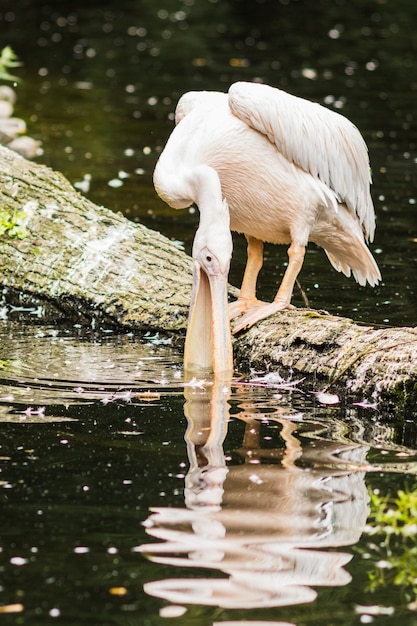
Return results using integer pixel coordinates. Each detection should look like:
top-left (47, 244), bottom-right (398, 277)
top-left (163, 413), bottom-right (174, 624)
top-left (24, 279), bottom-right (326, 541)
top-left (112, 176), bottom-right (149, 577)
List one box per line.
top-left (175, 90), bottom-right (228, 125)
top-left (228, 82), bottom-right (375, 240)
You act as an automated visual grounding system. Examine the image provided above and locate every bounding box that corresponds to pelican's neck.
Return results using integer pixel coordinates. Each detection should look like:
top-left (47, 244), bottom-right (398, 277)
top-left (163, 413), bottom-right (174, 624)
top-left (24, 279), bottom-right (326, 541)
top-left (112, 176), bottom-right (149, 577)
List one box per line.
top-left (191, 165), bottom-right (224, 218)
top-left (190, 166), bottom-right (232, 277)
top-left (191, 164), bottom-right (230, 235)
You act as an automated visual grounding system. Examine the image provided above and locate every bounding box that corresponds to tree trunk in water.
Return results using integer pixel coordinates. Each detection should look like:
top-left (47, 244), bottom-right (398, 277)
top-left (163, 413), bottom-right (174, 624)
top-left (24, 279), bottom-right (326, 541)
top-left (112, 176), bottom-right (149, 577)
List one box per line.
top-left (0, 146), bottom-right (416, 404)
top-left (233, 310), bottom-right (417, 402)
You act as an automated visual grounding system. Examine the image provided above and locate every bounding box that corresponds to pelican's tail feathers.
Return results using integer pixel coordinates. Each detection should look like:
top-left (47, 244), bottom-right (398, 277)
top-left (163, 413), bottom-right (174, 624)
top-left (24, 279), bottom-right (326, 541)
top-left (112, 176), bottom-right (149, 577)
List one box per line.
top-left (324, 239), bottom-right (381, 287)
top-left (324, 251), bottom-right (351, 279)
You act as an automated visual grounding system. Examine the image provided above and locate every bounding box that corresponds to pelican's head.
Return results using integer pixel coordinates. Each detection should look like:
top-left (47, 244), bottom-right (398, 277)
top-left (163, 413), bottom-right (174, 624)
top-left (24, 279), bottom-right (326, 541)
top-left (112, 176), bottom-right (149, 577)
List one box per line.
top-left (184, 201), bottom-right (233, 378)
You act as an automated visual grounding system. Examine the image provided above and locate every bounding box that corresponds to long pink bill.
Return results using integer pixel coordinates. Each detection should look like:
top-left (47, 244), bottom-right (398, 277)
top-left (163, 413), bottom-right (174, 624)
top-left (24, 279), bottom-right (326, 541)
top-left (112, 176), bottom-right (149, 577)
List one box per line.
top-left (184, 260), bottom-right (233, 378)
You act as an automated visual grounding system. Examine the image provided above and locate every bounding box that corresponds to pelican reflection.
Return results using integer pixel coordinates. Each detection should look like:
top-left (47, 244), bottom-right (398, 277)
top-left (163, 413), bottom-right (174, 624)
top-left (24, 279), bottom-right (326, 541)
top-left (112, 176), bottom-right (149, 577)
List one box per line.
top-left (139, 380), bottom-right (369, 610)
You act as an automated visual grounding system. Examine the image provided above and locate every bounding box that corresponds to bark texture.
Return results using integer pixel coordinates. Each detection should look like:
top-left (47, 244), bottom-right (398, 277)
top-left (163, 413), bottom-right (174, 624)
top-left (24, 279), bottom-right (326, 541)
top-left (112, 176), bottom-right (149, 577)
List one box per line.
top-left (0, 146), bottom-right (191, 331)
top-left (0, 145), bottom-right (416, 403)
top-left (233, 310), bottom-right (417, 401)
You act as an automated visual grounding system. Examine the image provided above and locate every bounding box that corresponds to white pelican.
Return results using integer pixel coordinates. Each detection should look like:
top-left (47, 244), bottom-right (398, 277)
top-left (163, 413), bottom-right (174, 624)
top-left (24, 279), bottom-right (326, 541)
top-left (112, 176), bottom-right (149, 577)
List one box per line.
top-left (153, 81), bottom-right (381, 375)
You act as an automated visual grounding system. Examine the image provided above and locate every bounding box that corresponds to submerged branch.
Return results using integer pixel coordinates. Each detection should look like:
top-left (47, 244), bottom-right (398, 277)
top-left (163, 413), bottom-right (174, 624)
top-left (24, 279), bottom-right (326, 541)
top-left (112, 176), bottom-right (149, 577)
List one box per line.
top-left (0, 145), bottom-right (416, 404)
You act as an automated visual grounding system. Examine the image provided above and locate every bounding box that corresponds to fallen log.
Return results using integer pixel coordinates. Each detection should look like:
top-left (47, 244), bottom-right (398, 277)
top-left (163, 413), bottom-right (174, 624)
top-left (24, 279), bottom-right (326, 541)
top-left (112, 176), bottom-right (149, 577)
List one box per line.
top-left (0, 145), bottom-right (416, 405)
top-left (233, 310), bottom-right (417, 403)
top-left (0, 145), bottom-right (192, 331)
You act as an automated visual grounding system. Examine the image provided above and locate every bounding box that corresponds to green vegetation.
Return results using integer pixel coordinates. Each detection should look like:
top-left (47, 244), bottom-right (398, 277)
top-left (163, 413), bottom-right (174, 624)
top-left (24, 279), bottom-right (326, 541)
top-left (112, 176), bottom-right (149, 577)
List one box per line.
top-left (367, 486), bottom-right (417, 539)
top-left (0, 207), bottom-right (29, 239)
top-left (0, 46), bottom-right (21, 83)
top-left (0, 359), bottom-right (16, 371)
top-left (362, 485), bottom-right (417, 602)
top-left (0, 46), bottom-right (29, 239)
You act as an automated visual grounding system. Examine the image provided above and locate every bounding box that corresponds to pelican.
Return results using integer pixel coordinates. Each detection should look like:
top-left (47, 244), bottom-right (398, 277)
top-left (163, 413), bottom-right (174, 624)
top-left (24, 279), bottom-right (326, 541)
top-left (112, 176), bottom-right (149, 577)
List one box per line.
top-left (153, 81), bottom-right (381, 375)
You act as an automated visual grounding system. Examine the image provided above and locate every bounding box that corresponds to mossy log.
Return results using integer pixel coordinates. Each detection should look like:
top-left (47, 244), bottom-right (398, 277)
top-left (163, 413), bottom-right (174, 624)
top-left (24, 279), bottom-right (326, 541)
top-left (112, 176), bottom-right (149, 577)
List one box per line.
top-left (0, 145), bottom-right (192, 331)
top-left (0, 145), bottom-right (416, 403)
top-left (233, 311), bottom-right (417, 402)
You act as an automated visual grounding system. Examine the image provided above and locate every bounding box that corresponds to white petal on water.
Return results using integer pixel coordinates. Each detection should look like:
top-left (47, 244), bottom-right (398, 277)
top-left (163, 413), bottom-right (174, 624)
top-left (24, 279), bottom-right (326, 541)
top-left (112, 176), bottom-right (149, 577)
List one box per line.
top-left (249, 473), bottom-right (263, 485)
top-left (10, 557), bottom-right (28, 566)
top-left (180, 377), bottom-right (211, 389)
top-left (159, 605), bottom-right (187, 618)
top-left (352, 399), bottom-right (378, 409)
top-left (354, 604), bottom-right (394, 616)
top-left (314, 391), bottom-right (340, 405)
top-left (108, 178), bottom-right (123, 188)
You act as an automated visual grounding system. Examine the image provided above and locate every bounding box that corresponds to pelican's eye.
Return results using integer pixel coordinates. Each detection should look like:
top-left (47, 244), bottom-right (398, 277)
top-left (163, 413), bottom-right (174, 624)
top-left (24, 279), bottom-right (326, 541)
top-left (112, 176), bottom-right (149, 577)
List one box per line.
top-left (206, 255), bottom-right (212, 262)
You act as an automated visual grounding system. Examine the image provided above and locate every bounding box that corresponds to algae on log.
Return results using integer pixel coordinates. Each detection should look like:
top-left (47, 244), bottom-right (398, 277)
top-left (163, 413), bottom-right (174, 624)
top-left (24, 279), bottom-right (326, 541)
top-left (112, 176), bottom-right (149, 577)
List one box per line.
top-left (0, 145), bottom-right (417, 403)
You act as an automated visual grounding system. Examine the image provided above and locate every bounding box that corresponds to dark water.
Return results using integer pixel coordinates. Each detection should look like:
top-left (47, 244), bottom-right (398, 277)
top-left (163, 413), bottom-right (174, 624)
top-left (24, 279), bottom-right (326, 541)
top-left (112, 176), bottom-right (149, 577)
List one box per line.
top-left (1, 322), bottom-right (417, 625)
top-left (1, 1), bottom-right (417, 624)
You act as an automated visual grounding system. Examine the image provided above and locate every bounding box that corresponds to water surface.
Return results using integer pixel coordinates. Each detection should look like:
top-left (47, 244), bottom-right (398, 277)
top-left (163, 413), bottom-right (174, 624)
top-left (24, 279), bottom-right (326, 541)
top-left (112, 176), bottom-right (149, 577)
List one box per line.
top-left (1, 323), bottom-right (417, 625)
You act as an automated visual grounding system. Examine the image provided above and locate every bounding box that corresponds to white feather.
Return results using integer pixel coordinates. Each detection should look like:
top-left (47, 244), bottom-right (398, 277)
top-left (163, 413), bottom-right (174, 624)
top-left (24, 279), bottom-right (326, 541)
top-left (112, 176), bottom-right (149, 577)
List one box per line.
top-left (175, 91), bottom-right (228, 125)
top-left (228, 81), bottom-right (375, 241)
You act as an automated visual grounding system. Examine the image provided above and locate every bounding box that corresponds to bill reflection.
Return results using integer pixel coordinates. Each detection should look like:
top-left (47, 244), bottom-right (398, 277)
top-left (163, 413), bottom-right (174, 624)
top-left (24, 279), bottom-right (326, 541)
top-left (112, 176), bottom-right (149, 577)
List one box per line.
top-left (139, 381), bottom-right (370, 610)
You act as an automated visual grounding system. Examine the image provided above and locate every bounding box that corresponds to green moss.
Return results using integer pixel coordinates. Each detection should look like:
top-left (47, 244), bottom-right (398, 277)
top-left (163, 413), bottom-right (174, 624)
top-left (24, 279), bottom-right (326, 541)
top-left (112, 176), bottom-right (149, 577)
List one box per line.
top-left (301, 310), bottom-right (323, 319)
top-left (0, 359), bottom-right (17, 371)
top-left (385, 379), bottom-right (417, 413)
top-left (0, 46), bottom-right (21, 83)
top-left (0, 207), bottom-right (29, 239)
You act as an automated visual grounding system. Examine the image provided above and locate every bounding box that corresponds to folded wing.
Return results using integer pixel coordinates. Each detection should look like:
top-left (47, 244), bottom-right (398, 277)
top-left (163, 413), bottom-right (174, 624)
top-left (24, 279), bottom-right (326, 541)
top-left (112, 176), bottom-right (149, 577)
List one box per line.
top-left (228, 81), bottom-right (375, 241)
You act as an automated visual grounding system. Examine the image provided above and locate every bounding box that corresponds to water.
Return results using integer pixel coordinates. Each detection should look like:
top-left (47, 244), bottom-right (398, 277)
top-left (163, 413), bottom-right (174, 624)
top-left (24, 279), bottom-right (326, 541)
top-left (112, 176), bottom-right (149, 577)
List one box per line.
top-left (1, 322), bottom-right (417, 625)
top-left (1, 0), bottom-right (417, 624)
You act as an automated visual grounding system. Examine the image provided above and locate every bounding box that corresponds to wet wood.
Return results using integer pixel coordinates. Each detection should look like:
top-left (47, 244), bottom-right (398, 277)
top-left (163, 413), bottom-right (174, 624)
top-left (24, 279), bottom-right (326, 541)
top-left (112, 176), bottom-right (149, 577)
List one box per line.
top-left (232, 310), bottom-right (417, 401)
top-left (0, 145), bottom-right (416, 403)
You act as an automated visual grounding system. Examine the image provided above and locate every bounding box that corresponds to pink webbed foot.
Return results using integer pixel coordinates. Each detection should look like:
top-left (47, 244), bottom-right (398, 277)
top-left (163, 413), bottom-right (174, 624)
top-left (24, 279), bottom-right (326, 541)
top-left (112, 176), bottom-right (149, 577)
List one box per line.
top-left (231, 298), bottom-right (295, 334)
top-left (229, 297), bottom-right (267, 321)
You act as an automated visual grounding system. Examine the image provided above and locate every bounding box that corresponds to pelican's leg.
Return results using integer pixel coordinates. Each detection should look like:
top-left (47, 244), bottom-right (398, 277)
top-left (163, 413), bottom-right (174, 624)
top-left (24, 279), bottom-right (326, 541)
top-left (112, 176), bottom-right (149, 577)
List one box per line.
top-left (232, 241), bottom-right (305, 334)
top-left (229, 235), bottom-right (264, 320)
top-left (273, 241), bottom-right (305, 307)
